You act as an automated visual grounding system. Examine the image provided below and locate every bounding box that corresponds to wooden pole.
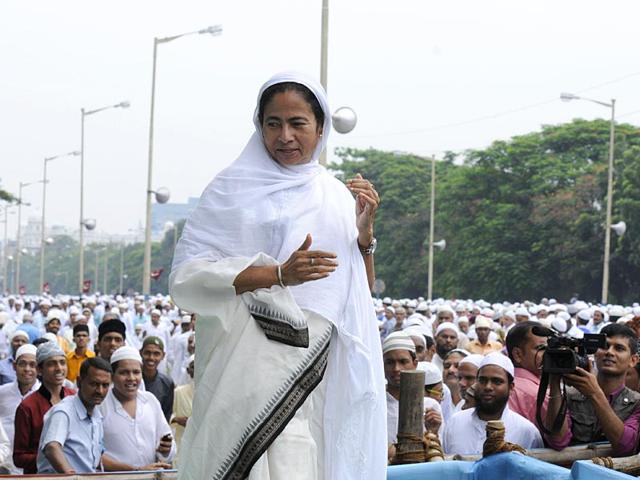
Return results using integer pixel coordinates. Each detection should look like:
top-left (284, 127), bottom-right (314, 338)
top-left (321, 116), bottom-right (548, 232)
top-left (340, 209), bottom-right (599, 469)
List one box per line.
top-left (392, 369), bottom-right (426, 464)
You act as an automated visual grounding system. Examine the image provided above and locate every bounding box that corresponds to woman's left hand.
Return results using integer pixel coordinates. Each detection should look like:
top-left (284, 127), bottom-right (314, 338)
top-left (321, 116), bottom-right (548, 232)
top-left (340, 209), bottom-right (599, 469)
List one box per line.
top-left (346, 173), bottom-right (379, 244)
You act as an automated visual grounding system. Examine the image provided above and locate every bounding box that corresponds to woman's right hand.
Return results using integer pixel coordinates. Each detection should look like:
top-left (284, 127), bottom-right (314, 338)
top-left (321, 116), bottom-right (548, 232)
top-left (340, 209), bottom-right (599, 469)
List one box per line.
top-left (280, 234), bottom-right (338, 286)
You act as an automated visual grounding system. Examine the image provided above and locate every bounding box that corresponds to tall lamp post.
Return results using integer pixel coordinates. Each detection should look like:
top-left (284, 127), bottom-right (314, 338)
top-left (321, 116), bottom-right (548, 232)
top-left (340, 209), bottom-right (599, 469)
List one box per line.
top-left (16, 180), bottom-right (43, 291)
top-left (143, 25), bottom-right (222, 295)
top-left (561, 93), bottom-right (616, 303)
top-left (319, 0), bottom-right (329, 166)
top-left (1, 205), bottom-right (16, 293)
top-left (79, 101), bottom-right (130, 293)
top-left (40, 150), bottom-right (80, 292)
top-left (425, 156), bottom-right (447, 300)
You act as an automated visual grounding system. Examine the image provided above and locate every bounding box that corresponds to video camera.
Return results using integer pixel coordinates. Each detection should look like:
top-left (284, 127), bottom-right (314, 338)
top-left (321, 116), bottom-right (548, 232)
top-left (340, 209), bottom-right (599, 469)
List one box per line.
top-left (532, 325), bottom-right (606, 375)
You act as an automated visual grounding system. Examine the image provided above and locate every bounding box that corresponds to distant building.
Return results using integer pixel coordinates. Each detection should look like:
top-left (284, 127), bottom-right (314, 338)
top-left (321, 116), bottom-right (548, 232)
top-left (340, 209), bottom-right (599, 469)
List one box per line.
top-left (23, 217), bottom-right (42, 251)
top-left (151, 197), bottom-right (198, 241)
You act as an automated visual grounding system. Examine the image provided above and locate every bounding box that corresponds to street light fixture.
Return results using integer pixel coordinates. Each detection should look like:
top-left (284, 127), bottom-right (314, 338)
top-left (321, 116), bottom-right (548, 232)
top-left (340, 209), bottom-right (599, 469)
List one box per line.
top-left (143, 24), bottom-right (223, 295)
top-left (561, 92), bottom-right (616, 303)
top-left (79, 101), bottom-right (129, 293)
top-left (40, 150), bottom-right (80, 292)
top-left (16, 180), bottom-right (44, 291)
top-left (2, 205), bottom-right (16, 293)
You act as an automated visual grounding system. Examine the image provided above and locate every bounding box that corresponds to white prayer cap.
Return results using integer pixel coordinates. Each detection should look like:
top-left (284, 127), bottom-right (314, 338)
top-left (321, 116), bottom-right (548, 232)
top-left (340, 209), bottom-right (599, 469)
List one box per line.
top-left (551, 316), bottom-right (569, 333)
top-left (110, 346), bottom-right (143, 365)
top-left (14, 298), bottom-right (23, 305)
top-left (416, 301), bottom-right (429, 313)
top-left (557, 311), bottom-right (571, 321)
top-left (382, 332), bottom-right (416, 355)
top-left (504, 310), bottom-right (516, 321)
top-left (404, 327), bottom-right (426, 347)
top-left (474, 316), bottom-right (492, 329)
top-left (633, 307), bottom-right (640, 317)
top-left (445, 348), bottom-right (470, 359)
top-left (39, 299), bottom-right (52, 307)
top-left (436, 305), bottom-right (455, 315)
top-left (455, 303), bottom-right (466, 313)
top-left (577, 309), bottom-right (592, 321)
top-left (479, 352), bottom-right (514, 379)
top-left (16, 344), bottom-right (37, 359)
top-left (435, 322), bottom-right (458, 336)
top-left (10, 330), bottom-right (29, 342)
top-left (382, 297), bottom-right (392, 305)
top-left (609, 305), bottom-right (626, 317)
top-left (407, 299), bottom-right (418, 309)
top-left (385, 306), bottom-right (395, 314)
top-left (42, 332), bottom-right (57, 343)
top-left (391, 300), bottom-right (401, 308)
top-left (151, 309), bottom-right (162, 316)
top-left (515, 307), bottom-right (529, 317)
top-left (69, 305), bottom-right (80, 315)
top-left (480, 308), bottom-right (495, 319)
top-left (417, 361), bottom-right (442, 385)
top-left (456, 315), bottom-right (469, 325)
top-left (46, 309), bottom-right (63, 323)
top-left (404, 316), bottom-right (424, 328)
top-left (460, 354), bottom-right (484, 369)
top-left (118, 302), bottom-right (128, 309)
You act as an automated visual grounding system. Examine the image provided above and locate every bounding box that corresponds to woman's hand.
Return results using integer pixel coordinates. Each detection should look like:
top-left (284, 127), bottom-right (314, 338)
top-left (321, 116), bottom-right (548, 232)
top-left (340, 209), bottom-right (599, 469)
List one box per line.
top-left (346, 173), bottom-right (379, 246)
top-left (281, 234), bottom-right (338, 286)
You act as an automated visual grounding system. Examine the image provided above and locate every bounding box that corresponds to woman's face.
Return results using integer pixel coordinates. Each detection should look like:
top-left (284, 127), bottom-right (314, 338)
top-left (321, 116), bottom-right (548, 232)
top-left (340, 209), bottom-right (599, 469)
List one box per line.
top-left (261, 90), bottom-right (322, 166)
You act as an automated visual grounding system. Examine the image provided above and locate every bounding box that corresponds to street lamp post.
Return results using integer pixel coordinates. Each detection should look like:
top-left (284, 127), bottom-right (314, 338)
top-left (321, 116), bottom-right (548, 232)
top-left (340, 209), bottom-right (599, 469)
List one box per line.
top-left (1, 205), bottom-right (16, 294)
top-left (561, 93), bottom-right (616, 303)
top-left (119, 243), bottom-right (125, 293)
top-left (40, 151), bottom-right (80, 292)
top-left (319, 0), bottom-right (329, 166)
top-left (427, 156), bottom-right (436, 301)
top-left (142, 25), bottom-right (222, 295)
top-left (79, 101), bottom-right (130, 293)
top-left (16, 180), bottom-right (43, 291)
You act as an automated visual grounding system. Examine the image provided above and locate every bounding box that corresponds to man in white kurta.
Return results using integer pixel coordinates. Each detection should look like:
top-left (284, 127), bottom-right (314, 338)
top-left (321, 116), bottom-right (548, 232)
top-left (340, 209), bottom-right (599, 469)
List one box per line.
top-left (442, 352), bottom-right (543, 455)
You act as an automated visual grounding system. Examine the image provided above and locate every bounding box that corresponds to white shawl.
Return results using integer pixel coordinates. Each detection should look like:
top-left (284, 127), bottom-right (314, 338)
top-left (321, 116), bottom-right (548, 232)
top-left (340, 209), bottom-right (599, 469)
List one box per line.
top-left (170, 71), bottom-right (386, 480)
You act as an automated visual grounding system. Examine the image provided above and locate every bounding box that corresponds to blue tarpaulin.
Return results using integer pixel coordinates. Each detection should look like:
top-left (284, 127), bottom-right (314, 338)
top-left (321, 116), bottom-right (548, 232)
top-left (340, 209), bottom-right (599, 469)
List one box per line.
top-left (387, 452), bottom-right (635, 480)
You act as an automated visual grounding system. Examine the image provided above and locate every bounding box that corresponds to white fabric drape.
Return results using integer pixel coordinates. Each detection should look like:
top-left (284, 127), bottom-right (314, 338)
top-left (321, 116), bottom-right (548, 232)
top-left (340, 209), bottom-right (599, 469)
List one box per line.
top-left (170, 71), bottom-right (386, 480)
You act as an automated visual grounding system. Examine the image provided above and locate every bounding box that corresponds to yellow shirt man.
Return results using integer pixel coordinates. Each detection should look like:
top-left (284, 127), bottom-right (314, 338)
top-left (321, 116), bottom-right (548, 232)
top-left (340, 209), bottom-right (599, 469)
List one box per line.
top-left (65, 324), bottom-right (95, 382)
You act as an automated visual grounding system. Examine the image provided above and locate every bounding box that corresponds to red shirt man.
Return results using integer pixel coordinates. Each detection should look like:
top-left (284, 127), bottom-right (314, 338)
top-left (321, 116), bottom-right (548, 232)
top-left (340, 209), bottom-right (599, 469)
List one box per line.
top-left (13, 342), bottom-right (75, 473)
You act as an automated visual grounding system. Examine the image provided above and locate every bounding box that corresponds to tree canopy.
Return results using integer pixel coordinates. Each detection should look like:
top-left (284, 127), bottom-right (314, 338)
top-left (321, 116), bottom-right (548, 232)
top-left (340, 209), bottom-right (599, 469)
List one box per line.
top-left (332, 119), bottom-right (640, 304)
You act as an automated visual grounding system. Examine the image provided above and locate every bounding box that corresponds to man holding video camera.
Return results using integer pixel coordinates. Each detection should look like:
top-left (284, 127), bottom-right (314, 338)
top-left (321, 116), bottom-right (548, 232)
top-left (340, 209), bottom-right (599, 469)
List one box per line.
top-left (545, 324), bottom-right (640, 455)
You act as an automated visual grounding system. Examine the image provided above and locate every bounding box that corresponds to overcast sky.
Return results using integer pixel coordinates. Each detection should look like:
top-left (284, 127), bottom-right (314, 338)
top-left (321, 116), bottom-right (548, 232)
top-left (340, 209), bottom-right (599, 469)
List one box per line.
top-left (2, 0), bottom-right (639, 239)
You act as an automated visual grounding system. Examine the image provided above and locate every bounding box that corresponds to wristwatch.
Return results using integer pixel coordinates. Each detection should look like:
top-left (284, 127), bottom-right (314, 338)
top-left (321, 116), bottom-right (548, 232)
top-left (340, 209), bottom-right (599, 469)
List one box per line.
top-left (359, 237), bottom-right (377, 255)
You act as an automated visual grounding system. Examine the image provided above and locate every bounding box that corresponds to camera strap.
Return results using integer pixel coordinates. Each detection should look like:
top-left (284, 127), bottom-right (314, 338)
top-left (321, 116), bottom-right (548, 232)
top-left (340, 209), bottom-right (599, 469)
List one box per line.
top-left (536, 371), bottom-right (567, 436)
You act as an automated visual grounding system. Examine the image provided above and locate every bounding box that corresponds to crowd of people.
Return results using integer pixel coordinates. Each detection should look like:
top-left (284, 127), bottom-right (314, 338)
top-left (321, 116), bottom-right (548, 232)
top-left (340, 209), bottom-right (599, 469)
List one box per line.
top-left (0, 292), bottom-right (639, 475)
top-left (0, 293), bottom-right (195, 474)
top-left (379, 296), bottom-right (640, 459)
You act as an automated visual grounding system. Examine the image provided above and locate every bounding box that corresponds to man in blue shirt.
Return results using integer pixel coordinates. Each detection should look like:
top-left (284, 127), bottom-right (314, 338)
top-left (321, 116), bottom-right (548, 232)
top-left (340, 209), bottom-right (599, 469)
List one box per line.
top-left (37, 357), bottom-right (112, 474)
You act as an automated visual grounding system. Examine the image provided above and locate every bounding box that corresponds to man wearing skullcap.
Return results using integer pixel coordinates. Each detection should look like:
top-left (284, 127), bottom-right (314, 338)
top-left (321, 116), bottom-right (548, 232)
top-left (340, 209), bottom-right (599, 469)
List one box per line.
top-left (141, 336), bottom-right (175, 422)
top-left (466, 316), bottom-right (503, 355)
top-left (0, 344), bottom-right (40, 474)
top-left (66, 324), bottom-right (95, 382)
top-left (45, 310), bottom-right (71, 354)
top-left (442, 349), bottom-right (469, 421)
top-left (96, 319), bottom-right (126, 361)
top-left (442, 352), bottom-right (542, 455)
top-left (0, 330), bottom-right (29, 385)
top-left (37, 357), bottom-right (112, 474)
top-left (416, 361), bottom-right (445, 437)
top-left (13, 342), bottom-right (75, 473)
top-left (432, 322), bottom-right (459, 371)
top-left (100, 346), bottom-right (175, 471)
top-left (455, 354), bottom-right (483, 412)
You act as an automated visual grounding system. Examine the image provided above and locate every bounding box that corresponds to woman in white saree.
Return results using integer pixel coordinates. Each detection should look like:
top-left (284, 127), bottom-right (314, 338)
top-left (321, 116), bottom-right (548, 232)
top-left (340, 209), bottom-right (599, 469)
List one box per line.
top-left (169, 71), bottom-right (386, 480)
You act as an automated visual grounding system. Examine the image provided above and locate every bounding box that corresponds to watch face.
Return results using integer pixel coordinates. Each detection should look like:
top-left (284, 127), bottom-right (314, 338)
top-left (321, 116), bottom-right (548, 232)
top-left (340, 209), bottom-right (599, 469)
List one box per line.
top-left (368, 238), bottom-right (377, 254)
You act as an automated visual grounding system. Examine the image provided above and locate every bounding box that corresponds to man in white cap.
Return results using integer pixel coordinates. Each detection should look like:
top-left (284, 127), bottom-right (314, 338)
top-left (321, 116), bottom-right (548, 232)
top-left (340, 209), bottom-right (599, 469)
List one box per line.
top-left (0, 330), bottom-right (29, 385)
top-left (383, 332), bottom-right (442, 445)
top-left (432, 322), bottom-right (459, 371)
top-left (13, 342), bottom-right (75, 474)
top-left (455, 354), bottom-right (483, 412)
top-left (33, 300), bottom-right (52, 332)
top-left (100, 346), bottom-right (174, 471)
top-left (467, 316), bottom-right (503, 355)
top-left (0, 344), bottom-right (40, 474)
top-left (442, 352), bottom-right (543, 455)
top-left (44, 310), bottom-right (71, 354)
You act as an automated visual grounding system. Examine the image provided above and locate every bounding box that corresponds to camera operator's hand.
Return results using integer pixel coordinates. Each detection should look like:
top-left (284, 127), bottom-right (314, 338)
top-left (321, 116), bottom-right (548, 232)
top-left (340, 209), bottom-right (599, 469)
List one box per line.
top-left (563, 367), bottom-right (601, 399)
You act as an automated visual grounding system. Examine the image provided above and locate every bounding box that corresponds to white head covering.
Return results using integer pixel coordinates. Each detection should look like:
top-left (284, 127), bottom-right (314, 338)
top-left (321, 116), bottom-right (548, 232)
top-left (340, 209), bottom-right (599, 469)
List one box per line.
top-left (382, 332), bottom-right (416, 355)
top-left (16, 344), bottom-right (37, 359)
top-left (417, 361), bottom-right (443, 385)
top-left (479, 352), bottom-right (515, 378)
top-left (42, 332), bottom-right (57, 343)
top-left (403, 326), bottom-right (426, 347)
top-left (10, 330), bottom-right (29, 342)
top-left (459, 354), bottom-right (484, 369)
top-left (110, 346), bottom-right (143, 365)
top-left (435, 322), bottom-right (458, 336)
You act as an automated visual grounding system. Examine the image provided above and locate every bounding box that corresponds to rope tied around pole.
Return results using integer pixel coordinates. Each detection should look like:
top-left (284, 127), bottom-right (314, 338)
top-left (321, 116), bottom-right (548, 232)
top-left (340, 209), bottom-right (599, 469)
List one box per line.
top-left (482, 420), bottom-right (527, 457)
